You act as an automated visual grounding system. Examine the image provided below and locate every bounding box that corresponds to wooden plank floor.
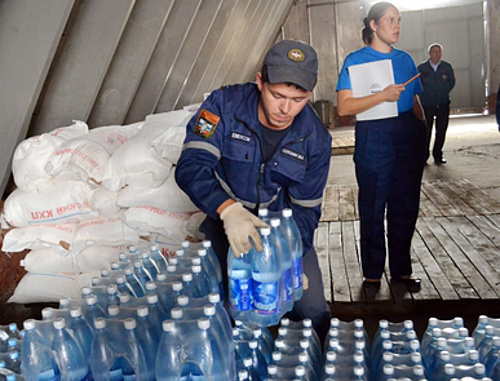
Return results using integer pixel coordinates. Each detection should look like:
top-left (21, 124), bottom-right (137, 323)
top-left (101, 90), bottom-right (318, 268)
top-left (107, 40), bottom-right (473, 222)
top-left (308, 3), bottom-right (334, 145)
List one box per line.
top-left (315, 178), bottom-right (500, 305)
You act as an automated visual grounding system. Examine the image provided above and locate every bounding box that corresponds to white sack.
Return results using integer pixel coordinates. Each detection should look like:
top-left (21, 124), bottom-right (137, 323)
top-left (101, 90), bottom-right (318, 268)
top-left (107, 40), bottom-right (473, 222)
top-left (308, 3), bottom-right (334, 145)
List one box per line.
top-left (12, 121), bottom-right (89, 192)
top-left (122, 207), bottom-right (193, 244)
top-left (45, 123), bottom-right (142, 184)
top-left (23, 246), bottom-right (123, 273)
top-left (89, 187), bottom-right (121, 218)
top-left (72, 216), bottom-right (141, 254)
top-left (1, 223), bottom-right (76, 253)
top-left (150, 126), bottom-right (187, 164)
top-left (2, 179), bottom-right (97, 227)
top-left (8, 271), bottom-right (98, 304)
top-left (116, 167), bottom-right (198, 212)
top-left (100, 110), bottom-right (193, 191)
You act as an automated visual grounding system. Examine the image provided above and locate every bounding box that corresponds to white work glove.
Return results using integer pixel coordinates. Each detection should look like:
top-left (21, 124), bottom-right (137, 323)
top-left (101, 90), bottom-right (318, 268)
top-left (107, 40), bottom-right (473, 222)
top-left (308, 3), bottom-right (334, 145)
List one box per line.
top-left (219, 202), bottom-right (268, 256)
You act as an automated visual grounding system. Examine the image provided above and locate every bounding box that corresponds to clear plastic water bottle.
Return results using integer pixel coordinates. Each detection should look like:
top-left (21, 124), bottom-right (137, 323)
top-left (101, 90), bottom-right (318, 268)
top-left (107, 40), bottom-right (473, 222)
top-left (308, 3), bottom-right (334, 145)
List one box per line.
top-left (202, 239), bottom-right (223, 285)
top-left (181, 272), bottom-right (200, 298)
top-left (197, 248), bottom-right (221, 294)
top-left (192, 318), bottom-right (230, 379)
top-left (146, 293), bottom-right (168, 335)
top-left (251, 227), bottom-right (282, 327)
top-left (228, 247), bottom-right (253, 322)
top-left (270, 217), bottom-right (293, 313)
top-left (123, 265), bottom-right (145, 297)
top-left (191, 264), bottom-right (212, 297)
top-left (155, 320), bottom-right (183, 380)
top-left (82, 295), bottom-right (106, 327)
top-left (248, 340), bottom-right (268, 380)
top-left (89, 318), bottom-right (123, 381)
top-left (252, 328), bottom-right (273, 365)
top-left (209, 292), bottom-right (233, 344)
top-left (281, 208), bottom-right (303, 300)
top-left (51, 318), bottom-right (89, 380)
top-left (120, 318), bottom-right (151, 380)
top-left (21, 320), bottom-right (57, 380)
top-left (484, 337), bottom-right (500, 375)
top-left (149, 244), bottom-right (168, 274)
top-left (133, 259), bottom-right (154, 290)
top-left (68, 307), bottom-right (93, 360)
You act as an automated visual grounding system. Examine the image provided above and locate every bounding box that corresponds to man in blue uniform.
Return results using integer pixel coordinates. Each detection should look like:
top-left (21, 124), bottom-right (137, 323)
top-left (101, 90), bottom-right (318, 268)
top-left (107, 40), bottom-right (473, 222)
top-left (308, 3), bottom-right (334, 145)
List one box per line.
top-left (175, 39), bottom-right (332, 342)
top-left (418, 43), bottom-right (456, 164)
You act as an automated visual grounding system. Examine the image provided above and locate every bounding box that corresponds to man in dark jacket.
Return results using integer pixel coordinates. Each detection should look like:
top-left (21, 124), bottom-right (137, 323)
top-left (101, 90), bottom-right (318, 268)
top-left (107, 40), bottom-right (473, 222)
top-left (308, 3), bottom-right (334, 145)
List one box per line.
top-left (175, 40), bottom-right (332, 343)
top-left (418, 43), bottom-right (456, 164)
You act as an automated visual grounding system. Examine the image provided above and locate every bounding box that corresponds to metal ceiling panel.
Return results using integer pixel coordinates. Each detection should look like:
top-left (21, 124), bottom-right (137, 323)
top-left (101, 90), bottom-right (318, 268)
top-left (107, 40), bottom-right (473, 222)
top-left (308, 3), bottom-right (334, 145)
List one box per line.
top-left (124, 0), bottom-right (203, 124)
top-left (30, 0), bottom-right (135, 136)
top-left (173, 0), bottom-right (241, 109)
top-left (87, 0), bottom-right (175, 128)
top-left (0, 0), bottom-right (74, 197)
top-left (155, 0), bottom-right (224, 112)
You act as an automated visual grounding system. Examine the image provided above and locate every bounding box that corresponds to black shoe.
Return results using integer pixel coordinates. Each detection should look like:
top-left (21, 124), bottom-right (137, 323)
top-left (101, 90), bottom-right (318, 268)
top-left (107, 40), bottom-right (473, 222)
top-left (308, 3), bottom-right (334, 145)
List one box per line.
top-left (362, 279), bottom-right (381, 291)
top-left (435, 157), bottom-right (447, 165)
top-left (391, 277), bottom-right (421, 292)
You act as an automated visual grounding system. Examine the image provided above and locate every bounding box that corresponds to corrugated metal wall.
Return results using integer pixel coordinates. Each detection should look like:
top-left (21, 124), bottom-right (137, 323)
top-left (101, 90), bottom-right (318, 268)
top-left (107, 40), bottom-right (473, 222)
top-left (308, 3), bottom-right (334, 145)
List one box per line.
top-left (0, 0), bottom-right (295, 197)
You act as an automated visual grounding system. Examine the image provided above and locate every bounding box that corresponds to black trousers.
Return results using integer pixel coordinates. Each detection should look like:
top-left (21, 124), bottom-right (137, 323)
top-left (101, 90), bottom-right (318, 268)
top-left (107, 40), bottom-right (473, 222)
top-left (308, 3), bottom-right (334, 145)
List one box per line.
top-left (423, 103), bottom-right (450, 161)
top-left (354, 112), bottom-right (426, 280)
top-left (200, 216), bottom-right (332, 344)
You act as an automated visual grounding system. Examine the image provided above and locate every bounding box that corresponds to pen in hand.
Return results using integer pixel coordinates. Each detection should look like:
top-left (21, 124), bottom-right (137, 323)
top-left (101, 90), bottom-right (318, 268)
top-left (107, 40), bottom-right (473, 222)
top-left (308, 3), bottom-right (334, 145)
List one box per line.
top-left (403, 72), bottom-right (421, 86)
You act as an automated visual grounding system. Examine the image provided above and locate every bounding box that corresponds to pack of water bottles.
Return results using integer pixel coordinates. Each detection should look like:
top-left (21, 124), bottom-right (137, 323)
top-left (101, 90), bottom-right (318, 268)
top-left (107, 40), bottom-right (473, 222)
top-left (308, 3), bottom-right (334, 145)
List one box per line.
top-left (0, 323), bottom-right (24, 380)
top-left (228, 208), bottom-right (304, 327)
top-left (17, 239), bottom-right (238, 380)
top-left (420, 315), bottom-right (500, 381)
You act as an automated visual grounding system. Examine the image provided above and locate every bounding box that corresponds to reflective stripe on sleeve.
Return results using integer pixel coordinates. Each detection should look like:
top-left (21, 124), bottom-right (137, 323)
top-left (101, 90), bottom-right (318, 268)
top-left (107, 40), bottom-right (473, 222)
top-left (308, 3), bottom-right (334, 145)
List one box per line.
top-left (290, 195), bottom-right (323, 208)
top-left (183, 141), bottom-right (221, 159)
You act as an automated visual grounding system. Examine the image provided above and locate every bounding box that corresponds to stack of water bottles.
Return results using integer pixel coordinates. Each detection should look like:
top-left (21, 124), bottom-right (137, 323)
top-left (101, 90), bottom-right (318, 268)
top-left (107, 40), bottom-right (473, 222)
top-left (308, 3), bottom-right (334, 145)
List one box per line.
top-left (19, 239), bottom-right (238, 380)
top-left (0, 323), bottom-right (24, 380)
top-left (420, 315), bottom-right (500, 380)
top-left (371, 319), bottom-right (425, 380)
top-left (228, 208), bottom-right (303, 327)
top-left (232, 319), bottom-right (274, 380)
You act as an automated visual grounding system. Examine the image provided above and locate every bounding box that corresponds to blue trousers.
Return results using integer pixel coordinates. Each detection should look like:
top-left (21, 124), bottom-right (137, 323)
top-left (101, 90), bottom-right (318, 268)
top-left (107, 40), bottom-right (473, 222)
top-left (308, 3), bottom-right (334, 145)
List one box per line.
top-left (354, 111), bottom-right (426, 280)
top-left (200, 216), bottom-right (332, 344)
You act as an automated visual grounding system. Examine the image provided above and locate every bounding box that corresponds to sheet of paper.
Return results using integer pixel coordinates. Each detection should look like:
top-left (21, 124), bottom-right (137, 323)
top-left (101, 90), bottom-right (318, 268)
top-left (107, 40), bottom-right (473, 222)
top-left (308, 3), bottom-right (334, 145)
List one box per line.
top-left (348, 59), bottom-right (398, 121)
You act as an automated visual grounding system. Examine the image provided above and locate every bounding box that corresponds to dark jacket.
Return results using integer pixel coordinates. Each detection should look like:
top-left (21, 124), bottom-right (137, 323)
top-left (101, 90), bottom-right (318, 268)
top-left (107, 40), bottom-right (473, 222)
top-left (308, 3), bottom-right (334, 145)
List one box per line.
top-left (175, 83), bottom-right (332, 254)
top-left (417, 60), bottom-right (455, 107)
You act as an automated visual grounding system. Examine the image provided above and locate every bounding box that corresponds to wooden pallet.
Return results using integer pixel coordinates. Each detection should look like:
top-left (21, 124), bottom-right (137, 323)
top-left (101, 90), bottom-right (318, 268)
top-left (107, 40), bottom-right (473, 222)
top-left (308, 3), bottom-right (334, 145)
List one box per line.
top-left (315, 179), bottom-right (500, 304)
top-left (331, 136), bottom-right (355, 156)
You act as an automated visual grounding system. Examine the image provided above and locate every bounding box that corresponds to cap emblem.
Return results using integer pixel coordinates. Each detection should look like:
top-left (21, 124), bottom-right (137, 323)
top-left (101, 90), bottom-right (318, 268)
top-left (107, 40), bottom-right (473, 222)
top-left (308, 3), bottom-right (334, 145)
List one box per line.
top-left (288, 48), bottom-right (305, 63)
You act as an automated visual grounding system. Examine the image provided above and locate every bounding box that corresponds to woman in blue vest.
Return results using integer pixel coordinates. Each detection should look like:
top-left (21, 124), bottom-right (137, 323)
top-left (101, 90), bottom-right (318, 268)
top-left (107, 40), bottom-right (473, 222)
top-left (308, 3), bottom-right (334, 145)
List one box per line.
top-left (336, 2), bottom-right (427, 292)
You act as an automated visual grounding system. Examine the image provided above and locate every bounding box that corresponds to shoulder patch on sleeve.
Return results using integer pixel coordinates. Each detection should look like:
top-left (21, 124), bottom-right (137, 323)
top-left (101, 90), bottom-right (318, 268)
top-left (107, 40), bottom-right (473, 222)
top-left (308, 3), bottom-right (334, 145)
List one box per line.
top-left (194, 109), bottom-right (220, 139)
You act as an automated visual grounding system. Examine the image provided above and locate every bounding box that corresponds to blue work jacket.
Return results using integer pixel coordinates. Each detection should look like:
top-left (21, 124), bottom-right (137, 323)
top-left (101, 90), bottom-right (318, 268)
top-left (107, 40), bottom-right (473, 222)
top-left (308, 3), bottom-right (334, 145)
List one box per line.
top-left (175, 83), bottom-right (332, 254)
top-left (417, 60), bottom-right (455, 107)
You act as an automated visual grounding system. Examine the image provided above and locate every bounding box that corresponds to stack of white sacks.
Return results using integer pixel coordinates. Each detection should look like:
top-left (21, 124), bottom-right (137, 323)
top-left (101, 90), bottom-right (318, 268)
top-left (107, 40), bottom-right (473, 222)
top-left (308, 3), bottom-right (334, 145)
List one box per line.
top-left (1, 105), bottom-right (205, 304)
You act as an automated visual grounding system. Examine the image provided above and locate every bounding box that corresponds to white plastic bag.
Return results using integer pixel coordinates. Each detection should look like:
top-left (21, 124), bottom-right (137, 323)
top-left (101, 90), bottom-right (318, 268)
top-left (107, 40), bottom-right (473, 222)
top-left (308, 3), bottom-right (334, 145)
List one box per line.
top-left (116, 167), bottom-right (198, 212)
top-left (12, 120), bottom-right (89, 192)
top-left (45, 123), bottom-right (142, 184)
top-left (8, 271), bottom-right (98, 304)
top-left (89, 186), bottom-right (121, 218)
top-left (122, 207), bottom-right (193, 244)
top-left (2, 178), bottom-right (97, 227)
top-left (1, 223), bottom-right (76, 253)
top-left (71, 216), bottom-right (141, 254)
top-left (23, 245), bottom-right (123, 273)
top-left (100, 110), bottom-right (193, 191)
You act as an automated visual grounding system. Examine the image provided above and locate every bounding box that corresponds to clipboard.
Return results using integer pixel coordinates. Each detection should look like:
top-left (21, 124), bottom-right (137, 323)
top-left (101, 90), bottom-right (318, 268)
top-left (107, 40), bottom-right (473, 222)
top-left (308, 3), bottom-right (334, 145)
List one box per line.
top-left (348, 59), bottom-right (398, 121)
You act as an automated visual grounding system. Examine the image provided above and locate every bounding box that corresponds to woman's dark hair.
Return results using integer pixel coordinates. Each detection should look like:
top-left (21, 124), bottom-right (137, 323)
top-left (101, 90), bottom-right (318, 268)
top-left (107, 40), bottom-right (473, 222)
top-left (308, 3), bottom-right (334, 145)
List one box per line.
top-left (362, 2), bottom-right (396, 45)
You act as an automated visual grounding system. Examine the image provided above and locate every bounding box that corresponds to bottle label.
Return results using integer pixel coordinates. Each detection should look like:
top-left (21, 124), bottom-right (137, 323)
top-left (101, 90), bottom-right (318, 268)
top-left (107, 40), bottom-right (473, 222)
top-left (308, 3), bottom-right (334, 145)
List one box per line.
top-left (252, 280), bottom-right (279, 314)
top-left (292, 257), bottom-right (303, 289)
top-left (229, 278), bottom-right (253, 311)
